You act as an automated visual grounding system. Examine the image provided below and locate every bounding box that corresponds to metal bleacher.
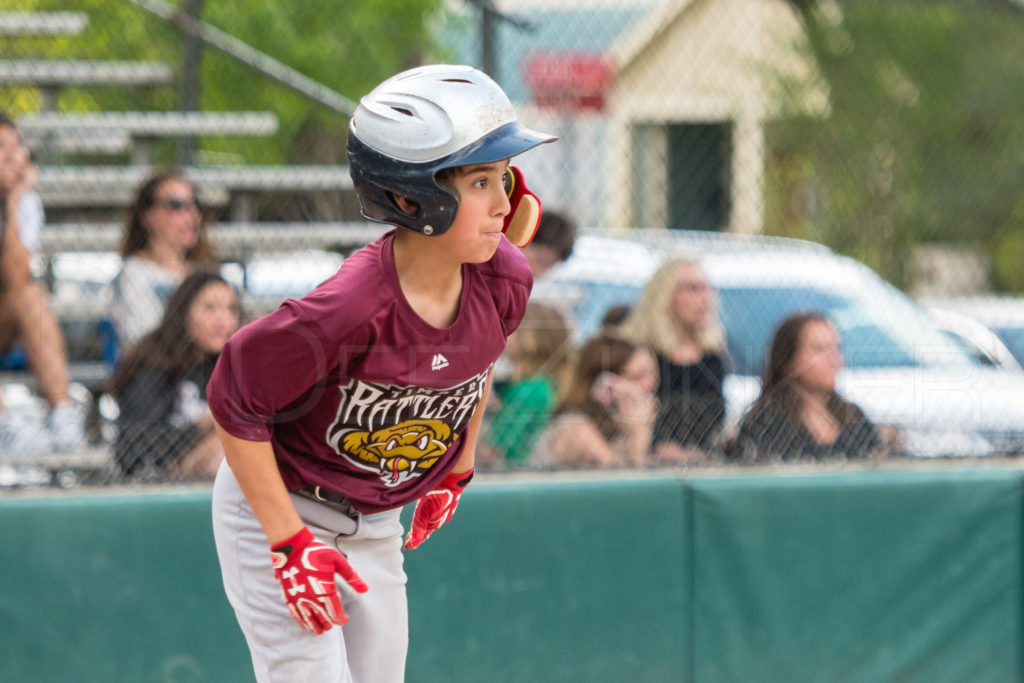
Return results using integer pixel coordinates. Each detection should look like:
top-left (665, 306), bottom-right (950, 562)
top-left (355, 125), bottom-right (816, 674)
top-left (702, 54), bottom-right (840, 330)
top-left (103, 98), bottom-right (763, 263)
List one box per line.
top-left (0, 60), bottom-right (174, 111)
top-left (41, 219), bottom-right (385, 328)
top-left (41, 220), bottom-right (382, 256)
top-left (19, 110), bottom-right (280, 164)
top-left (23, 129), bottom-right (132, 156)
top-left (0, 11), bottom-right (89, 36)
top-left (35, 163), bottom-right (353, 216)
top-left (0, 9), bottom-right (365, 259)
top-left (1, 10), bottom-right (370, 481)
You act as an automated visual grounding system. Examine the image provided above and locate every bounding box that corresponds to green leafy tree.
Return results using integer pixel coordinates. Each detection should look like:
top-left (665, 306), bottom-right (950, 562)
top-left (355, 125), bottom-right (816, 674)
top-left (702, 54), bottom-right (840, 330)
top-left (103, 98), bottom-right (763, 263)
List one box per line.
top-left (197, 0), bottom-right (446, 164)
top-left (0, 0), bottom-right (178, 113)
top-left (767, 0), bottom-right (1024, 290)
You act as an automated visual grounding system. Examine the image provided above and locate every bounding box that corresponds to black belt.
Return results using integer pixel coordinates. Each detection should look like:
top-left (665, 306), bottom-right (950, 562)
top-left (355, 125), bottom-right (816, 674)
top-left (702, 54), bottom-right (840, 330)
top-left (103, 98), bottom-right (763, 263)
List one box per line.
top-left (295, 484), bottom-right (358, 517)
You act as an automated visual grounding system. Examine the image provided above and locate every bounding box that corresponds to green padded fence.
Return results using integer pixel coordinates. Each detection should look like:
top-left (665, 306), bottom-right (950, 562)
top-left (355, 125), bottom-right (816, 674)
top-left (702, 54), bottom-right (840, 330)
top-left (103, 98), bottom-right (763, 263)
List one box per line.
top-left (404, 476), bottom-right (690, 683)
top-left (688, 470), bottom-right (1022, 683)
top-left (1, 468), bottom-right (1021, 682)
top-left (0, 489), bottom-right (248, 682)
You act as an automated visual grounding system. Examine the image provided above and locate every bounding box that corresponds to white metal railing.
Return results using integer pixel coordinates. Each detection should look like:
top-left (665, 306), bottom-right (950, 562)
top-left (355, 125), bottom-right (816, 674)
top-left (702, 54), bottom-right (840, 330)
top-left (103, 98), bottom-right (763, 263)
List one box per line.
top-left (0, 11), bottom-right (89, 36)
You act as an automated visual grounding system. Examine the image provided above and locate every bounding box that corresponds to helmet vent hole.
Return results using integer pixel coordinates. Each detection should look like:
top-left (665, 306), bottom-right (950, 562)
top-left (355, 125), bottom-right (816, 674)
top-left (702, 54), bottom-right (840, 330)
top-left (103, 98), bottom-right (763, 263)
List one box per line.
top-left (441, 78), bottom-right (473, 84)
top-left (390, 106), bottom-right (414, 117)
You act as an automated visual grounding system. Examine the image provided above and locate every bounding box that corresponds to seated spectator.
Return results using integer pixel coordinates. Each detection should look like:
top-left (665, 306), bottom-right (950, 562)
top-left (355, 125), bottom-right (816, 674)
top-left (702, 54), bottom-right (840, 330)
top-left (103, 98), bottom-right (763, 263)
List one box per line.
top-left (110, 271), bottom-right (240, 480)
top-left (0, 112), bottom-right (86, 453)
top-left (732, 312), bottom-right (884, 463)
top-left (108, 170), bottom-right (215, 352)
top-left (521, 208), bottom-right (577, 278)
top-left (530, 334), bottom-right (659, 468)
top-left (599, 303), bottom-right (632, 335)
top-left (621, 258), bottom-right (728, 459)
top-left (483, 302), bottom-right (573, 466)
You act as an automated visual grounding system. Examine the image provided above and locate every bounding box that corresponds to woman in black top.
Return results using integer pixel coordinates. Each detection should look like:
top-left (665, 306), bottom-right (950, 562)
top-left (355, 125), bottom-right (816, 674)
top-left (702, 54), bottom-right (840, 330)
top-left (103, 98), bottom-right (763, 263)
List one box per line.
top-left (110, 271), bottom-right (240, 479)
top-left (621, 258), bottom-right (728, 460)
top-left (734, 312), bottom-right (883, 463)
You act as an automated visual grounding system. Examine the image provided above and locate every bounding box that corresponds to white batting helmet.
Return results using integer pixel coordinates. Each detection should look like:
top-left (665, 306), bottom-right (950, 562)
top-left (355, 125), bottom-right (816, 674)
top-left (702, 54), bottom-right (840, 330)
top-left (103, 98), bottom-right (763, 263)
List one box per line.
top-left (346, 64), bottom-right (556, 236)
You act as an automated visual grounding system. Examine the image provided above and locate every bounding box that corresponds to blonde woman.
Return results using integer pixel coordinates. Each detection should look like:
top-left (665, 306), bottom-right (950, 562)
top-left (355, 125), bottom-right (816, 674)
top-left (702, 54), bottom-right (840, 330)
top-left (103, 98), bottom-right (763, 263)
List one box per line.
top-left (621, 257), bottom-right (728, 458)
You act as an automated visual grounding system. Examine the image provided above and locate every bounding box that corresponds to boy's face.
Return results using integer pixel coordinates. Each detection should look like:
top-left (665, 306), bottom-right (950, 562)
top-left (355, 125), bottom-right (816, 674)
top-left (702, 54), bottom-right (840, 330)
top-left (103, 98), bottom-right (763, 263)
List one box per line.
top-left (434, 160), bottom-right (511, 263)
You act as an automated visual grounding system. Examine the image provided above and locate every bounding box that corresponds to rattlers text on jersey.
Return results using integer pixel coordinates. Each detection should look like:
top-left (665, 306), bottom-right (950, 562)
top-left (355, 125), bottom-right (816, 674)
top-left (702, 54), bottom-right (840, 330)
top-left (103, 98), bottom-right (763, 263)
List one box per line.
top-left (207, 230), bottom-right (531, 513)
top-left (327, 373), bottom-right (489, 487)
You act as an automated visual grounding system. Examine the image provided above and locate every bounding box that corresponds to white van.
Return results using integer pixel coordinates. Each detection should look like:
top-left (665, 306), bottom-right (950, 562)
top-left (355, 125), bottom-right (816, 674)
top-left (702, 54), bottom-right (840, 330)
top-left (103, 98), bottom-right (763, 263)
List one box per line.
top-left (532, 228), bottom-right (1024, 458)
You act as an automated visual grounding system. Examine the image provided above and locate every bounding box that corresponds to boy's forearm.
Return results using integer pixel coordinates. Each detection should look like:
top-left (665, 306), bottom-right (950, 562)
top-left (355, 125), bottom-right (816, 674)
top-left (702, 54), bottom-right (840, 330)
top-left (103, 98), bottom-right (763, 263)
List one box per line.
top-left (214, 422), bottom-right (305, 545)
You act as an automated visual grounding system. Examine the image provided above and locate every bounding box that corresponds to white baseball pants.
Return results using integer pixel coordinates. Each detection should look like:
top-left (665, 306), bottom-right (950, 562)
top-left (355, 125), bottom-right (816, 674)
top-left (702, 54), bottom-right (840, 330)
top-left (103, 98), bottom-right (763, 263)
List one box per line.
top-left (212, 461), bottom-right (409, 683)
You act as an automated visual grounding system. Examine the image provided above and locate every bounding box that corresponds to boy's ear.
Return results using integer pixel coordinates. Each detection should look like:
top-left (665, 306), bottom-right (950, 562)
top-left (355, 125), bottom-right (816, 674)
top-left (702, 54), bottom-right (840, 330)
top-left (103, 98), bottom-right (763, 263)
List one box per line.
top-left (391, 193), bottom-right (421, 217)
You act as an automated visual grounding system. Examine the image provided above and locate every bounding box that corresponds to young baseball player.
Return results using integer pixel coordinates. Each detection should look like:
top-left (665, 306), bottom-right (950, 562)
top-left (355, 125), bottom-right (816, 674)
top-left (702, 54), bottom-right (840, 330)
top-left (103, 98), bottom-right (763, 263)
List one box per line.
top-left (207, 64), bottom-right (555, 682)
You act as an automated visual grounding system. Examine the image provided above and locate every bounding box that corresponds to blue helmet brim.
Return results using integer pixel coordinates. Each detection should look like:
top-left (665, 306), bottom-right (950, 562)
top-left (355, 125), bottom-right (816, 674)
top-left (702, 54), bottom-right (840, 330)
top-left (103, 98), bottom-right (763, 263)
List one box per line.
top-left (437, 121), bottom-right (556, 170)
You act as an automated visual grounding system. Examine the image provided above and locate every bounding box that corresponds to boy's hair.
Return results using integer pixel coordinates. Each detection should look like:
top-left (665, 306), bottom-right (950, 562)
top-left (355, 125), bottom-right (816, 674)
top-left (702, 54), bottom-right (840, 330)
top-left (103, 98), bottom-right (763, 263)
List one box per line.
top-left (530, 210), bottom-right (577, 262)
top-left (346, 64), bottom-right (555, 238)
top-left (600, 304), bottom-right (632, 332)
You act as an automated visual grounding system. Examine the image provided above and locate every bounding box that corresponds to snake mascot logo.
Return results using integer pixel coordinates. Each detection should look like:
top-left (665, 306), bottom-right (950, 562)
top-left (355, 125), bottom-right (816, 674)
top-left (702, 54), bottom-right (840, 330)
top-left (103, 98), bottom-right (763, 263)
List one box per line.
top-left (326, 373), bottom-right (489, 487)
top-left (341, 419), bottom-right (454, 485)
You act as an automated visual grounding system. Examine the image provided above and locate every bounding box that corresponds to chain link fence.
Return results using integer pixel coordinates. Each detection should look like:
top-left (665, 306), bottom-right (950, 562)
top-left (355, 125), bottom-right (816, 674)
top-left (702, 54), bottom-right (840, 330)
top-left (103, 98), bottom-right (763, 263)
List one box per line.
top-left (2, 0), bottom-right (1024, 487)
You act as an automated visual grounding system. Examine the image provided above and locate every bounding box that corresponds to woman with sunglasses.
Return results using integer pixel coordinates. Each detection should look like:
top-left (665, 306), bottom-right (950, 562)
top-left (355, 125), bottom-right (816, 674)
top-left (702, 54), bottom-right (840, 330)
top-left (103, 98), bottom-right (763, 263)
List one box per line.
top-left (108, 170), bottom-right (216, 352)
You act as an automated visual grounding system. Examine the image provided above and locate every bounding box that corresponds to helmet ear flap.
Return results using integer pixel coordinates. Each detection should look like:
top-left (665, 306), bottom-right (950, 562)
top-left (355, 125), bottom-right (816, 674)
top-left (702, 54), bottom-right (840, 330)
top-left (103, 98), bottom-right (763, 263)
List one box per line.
top-left (346, 132), bottom-right (458, 235)
top-left (433, 169), bottom-right (461, 204)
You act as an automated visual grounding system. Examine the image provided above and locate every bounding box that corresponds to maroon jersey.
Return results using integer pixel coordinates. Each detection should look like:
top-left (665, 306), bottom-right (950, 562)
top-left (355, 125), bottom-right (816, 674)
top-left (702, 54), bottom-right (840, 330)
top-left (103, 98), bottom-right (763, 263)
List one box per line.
top-left (208, 231), bottom-right (531, 512)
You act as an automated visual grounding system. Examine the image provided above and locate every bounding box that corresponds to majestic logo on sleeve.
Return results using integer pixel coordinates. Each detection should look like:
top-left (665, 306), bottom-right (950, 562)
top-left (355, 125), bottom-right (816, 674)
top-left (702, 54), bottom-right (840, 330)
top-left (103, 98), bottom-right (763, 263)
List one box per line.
top-left (326, 370), bottom-right (490, 487)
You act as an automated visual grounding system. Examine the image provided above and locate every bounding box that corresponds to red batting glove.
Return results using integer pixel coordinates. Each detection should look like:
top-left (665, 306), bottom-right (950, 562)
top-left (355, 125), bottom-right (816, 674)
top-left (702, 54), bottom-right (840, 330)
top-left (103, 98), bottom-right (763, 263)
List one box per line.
top-left (404, 469), bottom-right (474, 550)
top-left (270, 526), bottom-right (369, 634)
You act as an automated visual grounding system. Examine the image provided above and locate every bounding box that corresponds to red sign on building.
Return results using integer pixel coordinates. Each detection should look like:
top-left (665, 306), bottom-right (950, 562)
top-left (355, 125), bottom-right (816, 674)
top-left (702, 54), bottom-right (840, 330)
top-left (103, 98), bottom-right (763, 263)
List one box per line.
top-left (523, 51), bottom-right (614, 112)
